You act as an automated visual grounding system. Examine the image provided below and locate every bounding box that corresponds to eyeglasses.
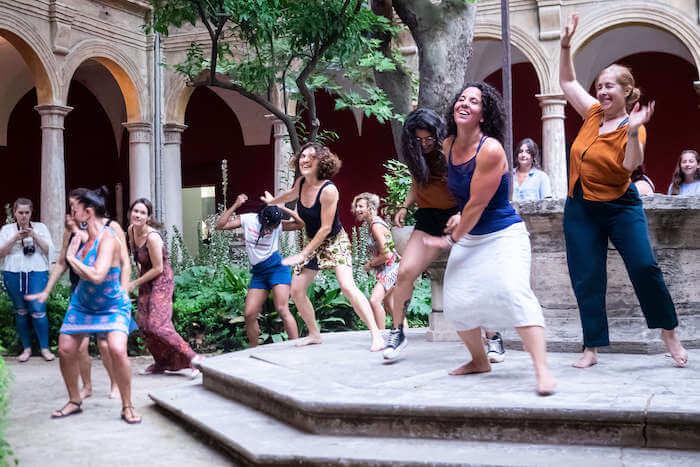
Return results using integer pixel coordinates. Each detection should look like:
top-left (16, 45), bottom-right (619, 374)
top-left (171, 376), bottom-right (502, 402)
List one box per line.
top-left (415, 136), bottom-right (436, 144)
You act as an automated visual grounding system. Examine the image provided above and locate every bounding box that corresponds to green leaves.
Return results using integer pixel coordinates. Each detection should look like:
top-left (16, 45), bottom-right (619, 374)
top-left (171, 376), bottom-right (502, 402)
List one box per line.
top-left (382, 159), bottom-right (416, 225)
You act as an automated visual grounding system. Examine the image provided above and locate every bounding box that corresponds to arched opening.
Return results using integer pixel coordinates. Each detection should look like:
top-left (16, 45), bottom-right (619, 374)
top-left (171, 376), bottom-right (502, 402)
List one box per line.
top-left (181, 86), bottom-right (274, 253)
top-left (65, 59), bottom-right (132, 223)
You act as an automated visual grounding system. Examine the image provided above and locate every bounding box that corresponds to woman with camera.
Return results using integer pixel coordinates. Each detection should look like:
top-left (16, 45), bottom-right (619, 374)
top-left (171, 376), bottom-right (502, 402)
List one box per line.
top-left (0, 198), bottom-right (55, 362)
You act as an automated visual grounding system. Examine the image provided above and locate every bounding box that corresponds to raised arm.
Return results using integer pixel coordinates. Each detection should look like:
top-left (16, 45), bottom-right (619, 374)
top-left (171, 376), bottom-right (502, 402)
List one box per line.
top-left (278, 205), bottom-right (305, 231)
top-left (216, 194), bottom-right (247, 231)
top-left (559, 14), bottom-right (597, 118)
top-left (623, 103), bottom-right (653, 172)
top-left (260, 177), bottom-right (302, 206)
top-left (66, 234), bottom-right (117, 284)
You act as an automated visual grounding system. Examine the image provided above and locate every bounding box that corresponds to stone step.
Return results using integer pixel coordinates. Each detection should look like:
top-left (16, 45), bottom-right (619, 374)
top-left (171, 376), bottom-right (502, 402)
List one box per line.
top-left (150, 384), bottom-right (700, 467)
top-left (189, 334), bottom-right (700, 451)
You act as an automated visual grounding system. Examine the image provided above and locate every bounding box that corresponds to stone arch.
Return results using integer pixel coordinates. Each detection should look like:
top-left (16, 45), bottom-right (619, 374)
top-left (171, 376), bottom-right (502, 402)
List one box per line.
top-left (0, 13), bottom-right (60, 105)
top-left (572, 3), bottom-right (700, 78)
top-left (164, 73), bottom-right (193, 126)
top-left (472, 20), bottom-right (552, 94)
top-left (62, 40), bottom-right (148, 121)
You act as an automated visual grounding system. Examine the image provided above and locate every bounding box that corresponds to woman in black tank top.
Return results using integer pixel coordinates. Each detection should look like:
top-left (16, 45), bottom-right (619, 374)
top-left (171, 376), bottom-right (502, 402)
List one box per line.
top-left (262, 142), bottom-right (384, 351)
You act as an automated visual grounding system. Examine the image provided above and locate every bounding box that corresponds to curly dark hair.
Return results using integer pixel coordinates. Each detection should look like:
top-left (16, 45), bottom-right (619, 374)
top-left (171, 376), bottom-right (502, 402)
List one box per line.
top-left (290, 142), bottom-right (342, 180)
top-left (446, 82), bottom-right (505, 144)
top-left (514, 138), bottom-right (540, 169)
top-left (400, 108), bottom-right (447, 186)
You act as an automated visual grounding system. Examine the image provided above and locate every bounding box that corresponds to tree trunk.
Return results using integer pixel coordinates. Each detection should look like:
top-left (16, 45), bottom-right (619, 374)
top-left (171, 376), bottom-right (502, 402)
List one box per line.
top-left (392, 0), bottom-right (477, 119)
top-left (371, 0), bottom-right (413, 156)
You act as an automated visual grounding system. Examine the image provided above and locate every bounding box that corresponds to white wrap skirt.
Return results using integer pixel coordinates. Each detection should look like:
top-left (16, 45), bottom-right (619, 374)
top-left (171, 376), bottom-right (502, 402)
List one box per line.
top-left (443, 222), bottom-right (545, 331)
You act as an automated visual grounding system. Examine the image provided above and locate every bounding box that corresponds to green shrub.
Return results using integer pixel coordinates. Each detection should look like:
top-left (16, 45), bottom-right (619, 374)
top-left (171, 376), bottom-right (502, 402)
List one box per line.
top-left (0, 348), bottom-right (13, 465)
top-left (382, 159), bottom-right (415, 226)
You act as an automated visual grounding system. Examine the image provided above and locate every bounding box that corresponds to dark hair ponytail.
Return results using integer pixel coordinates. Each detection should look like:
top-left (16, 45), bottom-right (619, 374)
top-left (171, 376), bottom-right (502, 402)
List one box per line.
top-left (75, 185), bottom-right (109, 218)
top-left (256, 205), bottom-right (282, 245)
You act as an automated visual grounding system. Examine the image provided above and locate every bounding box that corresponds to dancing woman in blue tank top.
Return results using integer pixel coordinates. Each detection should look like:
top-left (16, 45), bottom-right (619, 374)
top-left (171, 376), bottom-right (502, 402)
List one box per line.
top-left (423, 82), bottom-right (556, 396)
top-left (53, 188), bottom-right (141, 423)
top-left (262, 142), bottom-right (384, 351)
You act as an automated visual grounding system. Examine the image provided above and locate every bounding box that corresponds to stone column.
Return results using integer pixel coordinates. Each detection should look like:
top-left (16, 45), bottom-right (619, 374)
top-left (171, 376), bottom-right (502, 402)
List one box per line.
top-left (162, 123), bottom-right (186, 237)
top-left (272, 119), bottom-right (295, 195)
top-left (34, 104), bottom-right (72, 253)
top-left (123, 122), bottom-right (152, 203)
top-left (536, 94), bottom-right (568, 198)
top-left (694, 81), bottom-right (700, 109)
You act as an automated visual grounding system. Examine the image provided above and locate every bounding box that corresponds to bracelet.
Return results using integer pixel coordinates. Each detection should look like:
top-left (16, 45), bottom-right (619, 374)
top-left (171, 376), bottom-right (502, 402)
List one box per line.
top-left (444, 235), bottom-right (456, 247)
top-left (398, 206), bottom-right (408, 211)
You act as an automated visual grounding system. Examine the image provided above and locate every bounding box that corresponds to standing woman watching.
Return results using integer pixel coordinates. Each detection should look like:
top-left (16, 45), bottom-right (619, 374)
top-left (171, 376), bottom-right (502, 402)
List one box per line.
top-left (423, 83), bottom-right (556, 395)
top-left (262, 142), bottom-right (384, 351)
top-left (0, 198), bottom-right (54, 362)
top-left (127, 198), bottom-right (202, 376)
top-left (56, 188), bottom-right (139, 423)
top-left (667, 150), bottom-right (700, 196)
top-left (559, 14), bottom-right (686, 368)
top-left (512, 138), bottom-right (552, 202)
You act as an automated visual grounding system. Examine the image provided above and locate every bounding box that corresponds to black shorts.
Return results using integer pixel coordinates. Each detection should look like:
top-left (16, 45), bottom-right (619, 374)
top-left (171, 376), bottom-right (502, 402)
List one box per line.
top-left (414, 207), bottom-right (459, 237)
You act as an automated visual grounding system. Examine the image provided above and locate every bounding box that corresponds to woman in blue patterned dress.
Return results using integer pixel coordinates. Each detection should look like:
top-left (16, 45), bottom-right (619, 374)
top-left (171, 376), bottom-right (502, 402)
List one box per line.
top-left (52, 188), bottom-right (141, 424)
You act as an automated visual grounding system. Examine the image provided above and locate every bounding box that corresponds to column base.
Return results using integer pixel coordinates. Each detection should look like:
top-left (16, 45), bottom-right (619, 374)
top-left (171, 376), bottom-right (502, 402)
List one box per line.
top-left (425, 311), bottom-right (459, 342)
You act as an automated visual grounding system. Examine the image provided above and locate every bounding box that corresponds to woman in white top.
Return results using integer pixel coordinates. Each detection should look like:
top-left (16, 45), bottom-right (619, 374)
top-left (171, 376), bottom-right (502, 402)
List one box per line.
top-left (512, 138), bottom-right (552, 202)
top-left (216, 194), bottom-right (303, 347)
top-left (0, 198), bottom-right (54, 362)
top-left (667, 149), bottom-right (700, 196)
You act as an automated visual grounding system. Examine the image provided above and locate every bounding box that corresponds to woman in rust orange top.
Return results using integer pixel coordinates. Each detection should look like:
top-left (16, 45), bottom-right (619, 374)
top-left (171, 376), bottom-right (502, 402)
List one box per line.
top-left (560, 14), bottom-right (686, 368)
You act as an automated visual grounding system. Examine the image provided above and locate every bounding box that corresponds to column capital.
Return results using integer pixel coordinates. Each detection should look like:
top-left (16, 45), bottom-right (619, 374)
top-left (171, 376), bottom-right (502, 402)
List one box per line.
top-left (34, 105), bottom-right (73, 129)
top-left (536, 93), bottom-right (567, 121)
top-left (123, 121), bottom-right (152, 143)
top-left (163, 123), bottom-right (187, 145)
top-left (271, 119), bottom-right (289, 139)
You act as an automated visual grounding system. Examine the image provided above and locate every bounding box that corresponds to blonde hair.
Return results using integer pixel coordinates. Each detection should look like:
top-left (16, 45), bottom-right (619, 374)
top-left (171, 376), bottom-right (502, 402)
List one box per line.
top-left (351, 192), bottom-right (380, 215)
top-left (597, 64), bottom-right (641, 112)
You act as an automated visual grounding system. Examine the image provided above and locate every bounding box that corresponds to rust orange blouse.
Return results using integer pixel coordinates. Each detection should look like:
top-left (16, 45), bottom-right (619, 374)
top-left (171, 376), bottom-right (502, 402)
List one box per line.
top-left (568, 103), bottom-right (647, 201)
top-left (414, 150), bottom-right (456, 209)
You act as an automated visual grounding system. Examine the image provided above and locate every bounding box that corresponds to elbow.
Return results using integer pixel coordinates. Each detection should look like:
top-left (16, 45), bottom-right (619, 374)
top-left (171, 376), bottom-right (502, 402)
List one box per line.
top-left (153, 265), bottom-right (164, 276)
top-left (317, 226), bottom-right (332, 240)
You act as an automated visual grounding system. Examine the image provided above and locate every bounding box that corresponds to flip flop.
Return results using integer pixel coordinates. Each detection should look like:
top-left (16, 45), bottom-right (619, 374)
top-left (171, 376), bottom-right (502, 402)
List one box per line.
top-left (51, 401), bottom-right (83, 419)
top-left (121, 405), bottom-right (142, 424)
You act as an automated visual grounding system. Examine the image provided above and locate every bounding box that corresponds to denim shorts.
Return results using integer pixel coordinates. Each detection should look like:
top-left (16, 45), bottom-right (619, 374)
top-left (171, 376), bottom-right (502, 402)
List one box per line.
top-left (249, 252), bottom-right (292, 290)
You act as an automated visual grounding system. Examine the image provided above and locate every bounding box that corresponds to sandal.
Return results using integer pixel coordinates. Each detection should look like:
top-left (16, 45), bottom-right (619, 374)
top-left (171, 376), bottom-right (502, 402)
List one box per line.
top-left (17, 349), bottom-right (31, 363)
top-left (121, 405), bottom-right (142, 424)
top-left (51, 400), bottom-right (83, 419)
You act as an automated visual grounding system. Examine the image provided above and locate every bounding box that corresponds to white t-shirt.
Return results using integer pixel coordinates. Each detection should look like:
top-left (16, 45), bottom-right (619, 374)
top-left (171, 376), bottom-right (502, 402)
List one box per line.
top-left (0, 222), bottom-right (54, 272)
top-left (240, 213), bottom-right (281, 266)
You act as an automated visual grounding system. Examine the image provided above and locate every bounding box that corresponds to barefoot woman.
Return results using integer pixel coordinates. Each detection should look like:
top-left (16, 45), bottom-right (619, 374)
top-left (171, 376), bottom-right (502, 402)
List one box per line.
top-left (263, 142), bottom-right (384, 351)
top-left (424, 82), bottom-right (556, 396)
top-left (559, 14), bottom-right (686, 368)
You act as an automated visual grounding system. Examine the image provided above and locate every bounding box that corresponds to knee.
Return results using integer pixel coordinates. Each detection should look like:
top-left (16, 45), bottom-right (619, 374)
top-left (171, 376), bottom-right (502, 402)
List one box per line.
top-left (97, 338), bottom-right (110, 353)
top-left (290, 285), bottom-right (307, 301)
top-left (108, 340), bottom-right (127, 359)
top-left (339, 284), bottom-right (357, 298)
top-left (244, 309), bottom-right (258, 323)
top-left (396, 268), bottom-right (416, 287)
top-left (59, 341), bottom-right (79, 359)
top-left (629, 260), bottom-right (659, 281)
top-left (370, 297), bottom-right (383, 309)
top-left (275, 304), bottom-right (290, 317)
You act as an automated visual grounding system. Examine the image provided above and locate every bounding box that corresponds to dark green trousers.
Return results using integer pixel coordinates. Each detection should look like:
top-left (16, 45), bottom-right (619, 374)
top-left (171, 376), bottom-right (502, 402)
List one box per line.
top-left (563, 183), bottom-right (678, 348)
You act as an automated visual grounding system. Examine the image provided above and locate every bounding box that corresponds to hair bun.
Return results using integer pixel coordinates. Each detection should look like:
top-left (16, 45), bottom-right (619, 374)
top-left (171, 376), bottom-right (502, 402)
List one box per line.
top-left (94, 185), bottom-right (110, 199)
top-left (627, 87), bottom-right (641, 107)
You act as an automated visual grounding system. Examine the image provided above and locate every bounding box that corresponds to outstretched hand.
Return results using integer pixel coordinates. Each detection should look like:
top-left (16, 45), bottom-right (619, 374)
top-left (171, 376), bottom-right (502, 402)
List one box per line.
top-left (260, 191), bottom-right (274, 205)
top-left (25, 291), bottom-right (48, 304)
top-left (629, 101), bottom-right (655, 130)
top-left (282, 253), bottom-right (306, 267)
top-left (561, 13), bottom-right (578, 48)
top-left (234, 193), bottom-right (248, 207)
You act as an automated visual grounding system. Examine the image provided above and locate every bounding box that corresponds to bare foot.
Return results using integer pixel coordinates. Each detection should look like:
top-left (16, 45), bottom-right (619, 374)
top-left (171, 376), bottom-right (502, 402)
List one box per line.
top-left (572, 349), bottom-right (598, 368)
top-left (108, 386), bottom-right (120, 399)
top-left (17, 348), bottom-right (31, 363)
top-left (370, 334), bottom-right (385, 352)
top-left (190, 355), bottom-right (205, 369)
top-left (536, 371), bottom-right (557, 396)
top-left (661, 329), bottom-right (688, 368)
top-left (295, 335), bottom-right (322, 347)
top-left (79, 385), bottom-right (93, 399)
top-left (449, 360), bottom-right (491, 376)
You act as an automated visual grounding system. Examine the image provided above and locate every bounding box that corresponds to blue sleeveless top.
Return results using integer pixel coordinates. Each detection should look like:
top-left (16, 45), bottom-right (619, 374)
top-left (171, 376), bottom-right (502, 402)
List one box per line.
top-left (447, 136), bottom-right (522, 235)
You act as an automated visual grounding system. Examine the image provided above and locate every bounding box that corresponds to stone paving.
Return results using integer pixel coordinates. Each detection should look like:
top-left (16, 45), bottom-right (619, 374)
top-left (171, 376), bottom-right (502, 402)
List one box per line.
top-left (4, 355), bottom-right (234, 467)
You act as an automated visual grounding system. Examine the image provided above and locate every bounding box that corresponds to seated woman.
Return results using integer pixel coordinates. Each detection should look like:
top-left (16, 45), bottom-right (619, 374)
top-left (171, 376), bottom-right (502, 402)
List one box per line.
top-left (55, 187), bottom-right (140, 423)
top-left (512, 138), bottom-right (552, 202)
top-left (351, 192), bottom-right (401, 333)
top-left (631, 166), bottom-right (655, 196)
top-left (215, 193), bottom-right (302, 347)
top-left (0, 198), bottom-right (54, 362)
top-left (127, 198), bottom-right (202, 377)
top-left (667, 149), bottom-right (700, 196)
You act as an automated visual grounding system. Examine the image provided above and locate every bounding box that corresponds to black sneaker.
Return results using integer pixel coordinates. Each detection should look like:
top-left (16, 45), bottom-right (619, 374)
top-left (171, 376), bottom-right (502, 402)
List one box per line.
top-left (486, 332), bottom-right (506, 363)
top-left (382, 328), bottom-right (407, 360)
